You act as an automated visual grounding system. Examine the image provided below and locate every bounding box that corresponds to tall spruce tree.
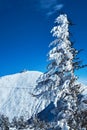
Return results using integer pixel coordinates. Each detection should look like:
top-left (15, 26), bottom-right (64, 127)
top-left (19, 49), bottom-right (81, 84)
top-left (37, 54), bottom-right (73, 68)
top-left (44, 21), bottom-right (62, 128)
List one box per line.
top-left (34, 14), bottom-right (86, 129)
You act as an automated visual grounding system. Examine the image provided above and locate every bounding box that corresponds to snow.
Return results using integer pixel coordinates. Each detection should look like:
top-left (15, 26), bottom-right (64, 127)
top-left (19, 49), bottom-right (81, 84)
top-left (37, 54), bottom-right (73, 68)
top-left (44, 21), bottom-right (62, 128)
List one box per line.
top-left (79, 84), bottom-right (87, 112)
top-left (51, 14), bottom-right (69, 39)
top-left (0, 71), bottom-right (86, 129)
top-left (0, 71), bottom-right (45, 121)
top-left (62, 122), bottom-right (70, 130)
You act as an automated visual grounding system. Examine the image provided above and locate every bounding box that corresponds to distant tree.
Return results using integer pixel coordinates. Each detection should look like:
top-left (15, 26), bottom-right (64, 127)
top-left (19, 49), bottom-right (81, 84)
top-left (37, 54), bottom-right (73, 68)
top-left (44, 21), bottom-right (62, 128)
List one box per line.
top-left (34, 14), bottom-right (87, 129)
top-left (0, 114), bottom-right (9, 130)
top-left (10, 116), bottom-right (27, 130)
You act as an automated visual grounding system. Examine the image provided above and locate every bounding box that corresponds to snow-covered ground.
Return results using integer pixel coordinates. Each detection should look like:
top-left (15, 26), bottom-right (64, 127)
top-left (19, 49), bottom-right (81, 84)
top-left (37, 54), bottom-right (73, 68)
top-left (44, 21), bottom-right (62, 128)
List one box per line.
top-left (0, 71), bottom-right (45, 121)
top-left (0, 70), bottom-right (87, 123)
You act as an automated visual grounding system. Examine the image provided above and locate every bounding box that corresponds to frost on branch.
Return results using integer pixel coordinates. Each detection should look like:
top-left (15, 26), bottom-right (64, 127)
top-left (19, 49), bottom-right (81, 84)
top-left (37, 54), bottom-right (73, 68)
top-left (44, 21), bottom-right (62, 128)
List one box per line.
top-left (51, 14), bottom-right (69, 39)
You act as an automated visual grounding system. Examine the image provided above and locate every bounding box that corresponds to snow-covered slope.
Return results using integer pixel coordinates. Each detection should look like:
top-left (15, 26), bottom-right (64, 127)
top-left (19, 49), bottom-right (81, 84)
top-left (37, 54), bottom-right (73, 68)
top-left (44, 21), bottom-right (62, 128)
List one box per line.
top-left (0, 70), bottom-right (87, 124)
top-left (0, 71), bottom-right (46, 121)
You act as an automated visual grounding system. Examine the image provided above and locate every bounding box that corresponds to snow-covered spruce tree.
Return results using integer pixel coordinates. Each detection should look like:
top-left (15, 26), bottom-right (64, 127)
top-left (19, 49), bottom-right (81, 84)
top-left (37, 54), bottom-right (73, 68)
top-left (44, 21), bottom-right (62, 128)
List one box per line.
top-left (0, 114), bottom-right (10, 130)
top-left (33, 14), bottom-right (85, 129)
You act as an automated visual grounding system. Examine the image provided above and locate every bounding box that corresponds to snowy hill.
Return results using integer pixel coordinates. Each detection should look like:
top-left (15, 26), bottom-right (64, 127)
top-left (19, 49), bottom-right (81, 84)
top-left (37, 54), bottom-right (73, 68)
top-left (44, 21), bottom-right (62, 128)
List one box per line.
top-left (0, 70), bottom-right (87, 127)
top-left (0, 71), bottom-right (47, 121)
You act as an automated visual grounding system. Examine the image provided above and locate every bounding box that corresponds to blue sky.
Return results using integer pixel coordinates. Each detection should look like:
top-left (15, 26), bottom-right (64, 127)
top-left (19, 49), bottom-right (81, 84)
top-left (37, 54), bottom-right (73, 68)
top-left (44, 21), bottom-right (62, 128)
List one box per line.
top-left (0, 0), bottom-right (87, 81)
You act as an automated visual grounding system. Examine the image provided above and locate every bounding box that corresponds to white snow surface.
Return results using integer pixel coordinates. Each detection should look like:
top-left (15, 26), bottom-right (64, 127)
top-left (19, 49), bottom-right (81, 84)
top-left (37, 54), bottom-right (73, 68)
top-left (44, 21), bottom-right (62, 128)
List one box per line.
top-left (0, 70), bottom-right (87, 124)
top-left (0, 71), bottom-right (47, 121)
top-left (79, 83), bottom-right (87, 112)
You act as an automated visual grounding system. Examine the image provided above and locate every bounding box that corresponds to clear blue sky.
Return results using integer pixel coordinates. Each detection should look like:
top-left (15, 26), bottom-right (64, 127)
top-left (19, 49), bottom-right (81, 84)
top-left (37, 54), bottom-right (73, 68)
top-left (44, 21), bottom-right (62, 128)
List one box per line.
top-left (0, 0), bottom-right (87, 80)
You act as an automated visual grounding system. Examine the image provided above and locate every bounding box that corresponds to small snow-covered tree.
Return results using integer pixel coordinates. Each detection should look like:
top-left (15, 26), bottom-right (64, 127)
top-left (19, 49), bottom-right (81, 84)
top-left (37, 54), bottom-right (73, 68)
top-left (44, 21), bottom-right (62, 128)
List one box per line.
top-left (0, 114), bottom-right (10, 130)
top-left (34, 14), bottom-right (86, 129)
